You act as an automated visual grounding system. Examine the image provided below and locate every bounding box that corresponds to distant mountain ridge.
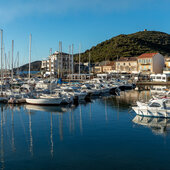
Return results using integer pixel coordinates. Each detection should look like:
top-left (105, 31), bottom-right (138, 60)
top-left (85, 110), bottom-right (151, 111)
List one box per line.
top-left (75, 31), bottom-right (170, 62)
top-left (14, 61), bottom-right (41, 72)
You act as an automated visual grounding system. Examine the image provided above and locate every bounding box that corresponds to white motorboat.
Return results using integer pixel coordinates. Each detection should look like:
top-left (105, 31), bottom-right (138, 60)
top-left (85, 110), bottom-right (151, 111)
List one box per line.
top-left (61, 86), bottom-right (87, 101)
top-left (26, 96), bottom-right (62, 105)
top-left (132, 99), bottom-right (170, 118)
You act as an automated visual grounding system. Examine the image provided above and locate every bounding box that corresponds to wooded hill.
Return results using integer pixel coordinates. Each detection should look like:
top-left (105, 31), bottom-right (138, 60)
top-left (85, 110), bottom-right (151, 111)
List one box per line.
top-left (14, 61), bottom-right (41, 72)
top-left (74, 31), bottom-right (170, 62)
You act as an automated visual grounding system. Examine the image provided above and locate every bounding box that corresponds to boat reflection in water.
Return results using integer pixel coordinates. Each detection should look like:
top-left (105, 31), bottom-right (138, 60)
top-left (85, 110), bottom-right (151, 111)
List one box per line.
top-left (133, 115), bottom-right (170, 135)
top-left (24, 104), bottom-right (75, 113)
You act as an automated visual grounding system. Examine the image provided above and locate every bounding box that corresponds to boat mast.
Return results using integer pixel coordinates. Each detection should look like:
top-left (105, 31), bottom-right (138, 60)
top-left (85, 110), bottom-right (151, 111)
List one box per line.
top-left (69, 45), bottom-right (71, 82)
top-left (61, 41), bottom-right (62, 78)
top-left (2, 43), bottom-right (4, 83)
top-left (50, 48), bottom-right (52, 95)
top-left (89, 52), bottom-right (90, 79)
top-left (1, 29), bottom-right (3, 93)
top-left (79, 43), bottom-right (81, 79)
top-left (11, 40), bottom-right (14, 81)
top-left (5, 53), bottom-right (6, 79)
top-left (8, 51), bottom-right (10, 77)
top-left (17, 52), bottom-right (19, 78)
top-left (29, 34), bottom-right (32, 80)
top-left (58, 42), bottom-right (60, 79)
top-left (72, 44), bottom-right (74, 79)
top-left (58, 41), bottom-right (62, 79)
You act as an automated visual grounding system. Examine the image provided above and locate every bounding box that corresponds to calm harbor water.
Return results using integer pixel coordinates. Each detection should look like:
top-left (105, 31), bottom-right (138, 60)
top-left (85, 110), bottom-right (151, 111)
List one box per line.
top-left (1, 90), bottom-right (170, 170)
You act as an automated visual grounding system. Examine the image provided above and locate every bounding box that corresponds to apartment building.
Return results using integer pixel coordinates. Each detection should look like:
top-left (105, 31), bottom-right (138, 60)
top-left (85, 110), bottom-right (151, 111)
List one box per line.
top-left (41, 51), bottom-right (73, 78)
top-left (115, 57), bottom-right (138, 73)
top-left (137, 53), bottom-right (164, 74)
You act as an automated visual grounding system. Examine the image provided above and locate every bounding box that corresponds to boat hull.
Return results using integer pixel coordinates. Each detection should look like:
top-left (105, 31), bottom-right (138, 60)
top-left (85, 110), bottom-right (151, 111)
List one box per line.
top-left (26, 98), bottom-right (62, 105)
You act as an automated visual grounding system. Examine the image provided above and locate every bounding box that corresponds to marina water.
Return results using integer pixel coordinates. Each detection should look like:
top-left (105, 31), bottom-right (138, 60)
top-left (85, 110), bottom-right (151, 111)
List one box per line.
top-left (1, 90), bottom-right (170, 170)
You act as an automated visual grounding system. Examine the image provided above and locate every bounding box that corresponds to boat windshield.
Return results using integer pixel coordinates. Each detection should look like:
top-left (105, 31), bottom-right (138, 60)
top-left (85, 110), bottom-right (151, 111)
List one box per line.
top-left (149, 102), bottom-right (161, 107)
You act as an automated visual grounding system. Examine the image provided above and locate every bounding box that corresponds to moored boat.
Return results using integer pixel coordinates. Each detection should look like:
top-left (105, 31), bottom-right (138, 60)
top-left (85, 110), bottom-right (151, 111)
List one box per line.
top-left (26, 97), bottom-right (62, 105)
top-left (132, 99), bottom-right (170, 118)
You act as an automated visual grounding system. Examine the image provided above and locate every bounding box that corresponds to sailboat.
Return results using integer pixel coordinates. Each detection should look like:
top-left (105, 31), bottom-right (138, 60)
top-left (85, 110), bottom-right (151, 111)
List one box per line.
top-left (26, 38), bottom-right (62, 105)
top-left (0, 29), bottom-right (8, 103)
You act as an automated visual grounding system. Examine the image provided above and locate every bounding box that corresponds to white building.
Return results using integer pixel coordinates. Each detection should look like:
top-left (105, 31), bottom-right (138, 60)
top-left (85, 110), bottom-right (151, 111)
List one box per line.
top-left (41, 51), bottom-right (73, 78)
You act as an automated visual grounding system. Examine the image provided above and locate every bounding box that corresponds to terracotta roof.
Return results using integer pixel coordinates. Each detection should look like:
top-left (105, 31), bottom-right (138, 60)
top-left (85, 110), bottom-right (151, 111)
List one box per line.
top-left (117, 57), bottom-right (137, 62)
top-left (138, 53), bottom-right (158, 59)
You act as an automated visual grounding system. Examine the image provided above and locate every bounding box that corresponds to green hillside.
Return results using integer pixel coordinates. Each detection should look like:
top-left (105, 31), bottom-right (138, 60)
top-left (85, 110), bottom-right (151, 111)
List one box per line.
top-left (75, 31), bottom-right (170, 62)
top-left (14, 61), bottom-right (41, 72)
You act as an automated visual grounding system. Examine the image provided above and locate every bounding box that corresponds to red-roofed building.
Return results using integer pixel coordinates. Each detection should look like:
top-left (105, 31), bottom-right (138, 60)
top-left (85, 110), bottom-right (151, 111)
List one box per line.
top-left (138, 53), bottom-right (164, 74)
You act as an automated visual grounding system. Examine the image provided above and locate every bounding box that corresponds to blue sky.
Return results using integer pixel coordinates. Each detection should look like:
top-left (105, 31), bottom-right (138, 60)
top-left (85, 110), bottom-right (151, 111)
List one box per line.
top-left (0, 0), bottom-right (170, 65)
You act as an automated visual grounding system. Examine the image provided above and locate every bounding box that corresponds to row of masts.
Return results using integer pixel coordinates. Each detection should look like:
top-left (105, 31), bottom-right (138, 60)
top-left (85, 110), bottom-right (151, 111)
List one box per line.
top-left (0, 30), bottom-right (32, 82)
top-left (0, 30), bottom-right (34, 90)
top-left (0, 29), bottom-right (91, 85)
